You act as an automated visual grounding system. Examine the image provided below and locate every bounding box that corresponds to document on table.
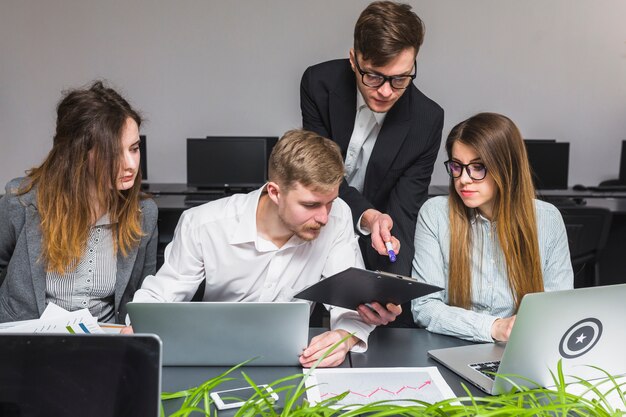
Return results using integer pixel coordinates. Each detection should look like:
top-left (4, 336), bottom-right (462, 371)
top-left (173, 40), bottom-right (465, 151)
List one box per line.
top-left (304, 367), bottom-right (456, 408)
top-left (0, 303), bottom-right (104, 334)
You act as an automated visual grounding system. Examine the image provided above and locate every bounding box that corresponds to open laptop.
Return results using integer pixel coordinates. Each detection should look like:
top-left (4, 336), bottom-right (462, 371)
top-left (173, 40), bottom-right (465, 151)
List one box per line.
top-left (0, 334), bottom-right (161, 417)
top-left (428, 284), bottom-right (626, 395)
top-left (127, 301), bottom-right (309, 366)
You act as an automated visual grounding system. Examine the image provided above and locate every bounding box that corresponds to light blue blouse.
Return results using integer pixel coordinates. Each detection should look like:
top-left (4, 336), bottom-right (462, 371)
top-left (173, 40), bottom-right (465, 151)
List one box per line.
top-left (411, 196), bottom-right (573, 342)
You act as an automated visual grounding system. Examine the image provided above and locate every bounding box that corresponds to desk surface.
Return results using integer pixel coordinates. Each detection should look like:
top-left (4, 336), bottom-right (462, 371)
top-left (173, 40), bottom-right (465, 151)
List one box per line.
top-left (144, 182), bottom-right (626, 199)
top-left (149, 183), bottom-right (626, 214)
top-left (429, 184), bottom-right (626, 199)
top-left (161, 327), bottom-right (484, 414)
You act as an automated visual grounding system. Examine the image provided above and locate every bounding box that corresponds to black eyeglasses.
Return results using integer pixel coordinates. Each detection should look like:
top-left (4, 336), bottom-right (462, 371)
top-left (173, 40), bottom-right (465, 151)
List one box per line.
top-left (444, 160), bottom-right (488, 181)
top-left (354, 55), bottom-right (416, 89)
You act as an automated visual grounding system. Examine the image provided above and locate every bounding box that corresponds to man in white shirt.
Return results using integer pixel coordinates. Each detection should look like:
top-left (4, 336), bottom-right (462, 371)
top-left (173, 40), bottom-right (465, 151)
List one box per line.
top-left (132, 129), bottom-right (400, 367)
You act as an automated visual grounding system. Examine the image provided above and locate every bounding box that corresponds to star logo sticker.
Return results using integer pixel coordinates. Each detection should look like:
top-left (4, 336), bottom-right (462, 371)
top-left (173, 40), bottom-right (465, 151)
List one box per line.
top-left (559, 318), bottom-right (602, 359)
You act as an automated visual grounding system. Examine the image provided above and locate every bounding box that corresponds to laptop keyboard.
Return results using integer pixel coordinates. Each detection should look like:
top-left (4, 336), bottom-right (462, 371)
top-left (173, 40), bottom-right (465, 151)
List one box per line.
top-left (469, 361), bottom-right (501, 380)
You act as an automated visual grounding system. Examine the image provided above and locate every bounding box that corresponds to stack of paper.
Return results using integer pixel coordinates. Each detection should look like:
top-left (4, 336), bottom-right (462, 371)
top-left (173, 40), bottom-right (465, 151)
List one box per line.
top-left (0, 303), bottom-right (104, 334)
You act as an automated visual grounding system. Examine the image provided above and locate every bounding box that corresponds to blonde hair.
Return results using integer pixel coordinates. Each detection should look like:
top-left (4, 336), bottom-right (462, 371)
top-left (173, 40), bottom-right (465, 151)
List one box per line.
top-left (446, 113), bottom-right (543, 310)
top-left (20, 81), bottom-right (144, 274)
top-left (268, 129), bottom-right (344, 192)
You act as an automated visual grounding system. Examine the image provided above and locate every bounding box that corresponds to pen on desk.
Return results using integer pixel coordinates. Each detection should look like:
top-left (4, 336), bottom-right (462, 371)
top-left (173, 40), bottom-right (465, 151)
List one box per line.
top-left (385, 241), bottom-right (396, 263)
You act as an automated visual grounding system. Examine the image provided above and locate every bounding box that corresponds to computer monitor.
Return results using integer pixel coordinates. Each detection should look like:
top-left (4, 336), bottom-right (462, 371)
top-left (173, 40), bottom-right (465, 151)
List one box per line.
top-left (139, 134), bottom-right (147, 180)
top-left (524, 140), bottom-right (570, 190)
top-left (187, 137), bottom-right (268, 190)
top-left (207, 136), bottom-right (277, 165)
top-left (619, 140), bottom-right (626, 184)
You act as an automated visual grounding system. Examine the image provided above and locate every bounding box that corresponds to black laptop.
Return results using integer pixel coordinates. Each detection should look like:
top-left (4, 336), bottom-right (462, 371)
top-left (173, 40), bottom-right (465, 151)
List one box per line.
top-left (0, 334), bottom-right (162, 417)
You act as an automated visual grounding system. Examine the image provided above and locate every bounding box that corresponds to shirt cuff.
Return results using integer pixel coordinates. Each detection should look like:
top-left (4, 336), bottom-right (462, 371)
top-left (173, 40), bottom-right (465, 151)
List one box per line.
top-left (329, 307), bottom-right (375, 352)
top-left (356, 212), bottom-right (371, 236)
top-left (476, 314), bottom-right (499, 342)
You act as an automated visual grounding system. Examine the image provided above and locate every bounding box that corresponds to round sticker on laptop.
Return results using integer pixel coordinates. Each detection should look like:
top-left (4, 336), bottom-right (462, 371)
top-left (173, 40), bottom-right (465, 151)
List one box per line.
top-left (558, 318), bottom-right (603, 359)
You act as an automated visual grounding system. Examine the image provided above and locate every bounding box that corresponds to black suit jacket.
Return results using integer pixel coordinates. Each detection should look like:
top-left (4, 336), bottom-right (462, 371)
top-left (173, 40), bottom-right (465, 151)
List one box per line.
top-left (301, 59), bottom-right (444, 277)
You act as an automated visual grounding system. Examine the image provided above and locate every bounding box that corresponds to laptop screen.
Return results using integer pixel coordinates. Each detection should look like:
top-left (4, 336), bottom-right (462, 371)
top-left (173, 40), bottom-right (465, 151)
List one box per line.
top-left (0, 334), bottom-right (161, 417)
top-left (187, 137), bottom-right (268, 190)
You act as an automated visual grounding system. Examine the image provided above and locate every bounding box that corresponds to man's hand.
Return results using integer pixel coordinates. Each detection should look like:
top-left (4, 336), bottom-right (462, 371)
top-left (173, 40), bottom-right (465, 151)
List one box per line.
top-left (357, 302), bottom-right (402, 326)
top-left (491, 316), bottom-right (516, 342)
top-left (361, 209), bottom-right (400, 257)
top-left (299, 330), bottom-right (358, 368)
top-left (120, 326), bottom-right (134, 334)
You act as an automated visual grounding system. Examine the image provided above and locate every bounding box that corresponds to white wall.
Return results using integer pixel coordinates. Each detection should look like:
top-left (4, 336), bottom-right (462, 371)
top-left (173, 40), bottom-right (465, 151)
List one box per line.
top-left (1, 0), bottom-right (625, 188)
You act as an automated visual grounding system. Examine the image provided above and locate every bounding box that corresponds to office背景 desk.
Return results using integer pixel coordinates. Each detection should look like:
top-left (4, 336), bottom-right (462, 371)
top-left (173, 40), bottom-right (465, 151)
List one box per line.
top-left (160, 327), bottom-right (484, 415)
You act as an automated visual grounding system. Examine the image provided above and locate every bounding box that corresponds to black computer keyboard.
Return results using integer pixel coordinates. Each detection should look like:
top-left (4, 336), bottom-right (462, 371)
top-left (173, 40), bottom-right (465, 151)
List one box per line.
top-left (469, 361), bottom-right (501, 380)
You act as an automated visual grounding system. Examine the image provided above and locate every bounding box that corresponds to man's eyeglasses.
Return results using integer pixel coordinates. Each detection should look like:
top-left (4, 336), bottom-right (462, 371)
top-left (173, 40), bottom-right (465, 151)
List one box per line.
top-left (444, 160), bottom-right (488, 181)
top-left (354, 55), bottom-right (416, 89)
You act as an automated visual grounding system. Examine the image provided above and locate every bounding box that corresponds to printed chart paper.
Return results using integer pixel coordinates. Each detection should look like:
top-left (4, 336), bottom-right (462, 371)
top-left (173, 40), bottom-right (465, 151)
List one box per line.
top-left (0, 303), bottom-right (103, 334)
top-left (305, 367), bottom-right (456, 408)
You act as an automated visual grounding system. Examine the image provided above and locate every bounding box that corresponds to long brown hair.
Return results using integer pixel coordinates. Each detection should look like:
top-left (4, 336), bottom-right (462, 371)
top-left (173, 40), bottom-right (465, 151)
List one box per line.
top-left (446, 113), bottom-right (543, 310)
top-left (20, 81), bottom-right (144, 274)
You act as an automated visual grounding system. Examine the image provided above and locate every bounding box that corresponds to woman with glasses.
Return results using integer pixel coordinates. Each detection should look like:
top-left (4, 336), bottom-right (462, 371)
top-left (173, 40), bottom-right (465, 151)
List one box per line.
top-left (0, 81), bottom-right (157, 324)
top-left (411, 112), bottom-right (573, 342)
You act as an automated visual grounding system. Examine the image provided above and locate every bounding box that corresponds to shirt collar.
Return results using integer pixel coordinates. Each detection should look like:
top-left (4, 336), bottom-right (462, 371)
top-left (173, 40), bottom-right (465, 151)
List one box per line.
top-left (228, 185), bottom-right (308, 251)
top-left (469, 209), bottom-right (493, 226)
top-left (356, 89), bottom-right (387, 125)
top-left (94, 214), bottom-right (114, 227)
top-left (228, 186), bottom-right (265, 245)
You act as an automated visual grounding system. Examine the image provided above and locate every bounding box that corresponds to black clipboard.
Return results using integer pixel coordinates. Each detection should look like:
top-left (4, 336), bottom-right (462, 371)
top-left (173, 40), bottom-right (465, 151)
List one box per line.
top-left (294, 267), bottom-right (443, 310)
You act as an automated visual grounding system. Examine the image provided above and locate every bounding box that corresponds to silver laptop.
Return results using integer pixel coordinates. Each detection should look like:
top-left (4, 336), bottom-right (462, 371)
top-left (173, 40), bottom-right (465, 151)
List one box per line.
top-left (127, 301), bottom-right (309, 366)
top-left (428, 284), bottom-right (626, 395)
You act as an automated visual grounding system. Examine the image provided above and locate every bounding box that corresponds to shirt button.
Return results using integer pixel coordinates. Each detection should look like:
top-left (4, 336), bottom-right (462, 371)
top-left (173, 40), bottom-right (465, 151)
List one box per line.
top-left (95, 238), bottom-right (99, 243)
top-left (88, 269), bottom-right (93, 273)
top-left (87, 279), bottom-right (91, 283)
top-left (82, 301), bottom-right (87, 306)
top-left (96, 228), bottom-right (101, 233)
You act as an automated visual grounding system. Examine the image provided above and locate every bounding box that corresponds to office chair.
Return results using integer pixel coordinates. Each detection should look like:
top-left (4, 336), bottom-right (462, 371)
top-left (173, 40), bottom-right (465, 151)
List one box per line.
top-left (557, 206), bottom-right (612, 288)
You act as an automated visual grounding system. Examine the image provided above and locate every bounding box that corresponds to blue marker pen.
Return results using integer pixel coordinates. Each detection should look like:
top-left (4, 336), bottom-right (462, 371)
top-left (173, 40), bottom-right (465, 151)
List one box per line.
top-left (385, 241), bottom-right (396, 263)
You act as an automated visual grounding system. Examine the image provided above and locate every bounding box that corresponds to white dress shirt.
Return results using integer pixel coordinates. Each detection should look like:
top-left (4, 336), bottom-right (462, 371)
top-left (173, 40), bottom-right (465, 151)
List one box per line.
top-left (344, 90), bottom-right (387, 193)
top-left (133, 186), bottom-right (375, 349)
top-left (411, 196), bottom-right (574, 342)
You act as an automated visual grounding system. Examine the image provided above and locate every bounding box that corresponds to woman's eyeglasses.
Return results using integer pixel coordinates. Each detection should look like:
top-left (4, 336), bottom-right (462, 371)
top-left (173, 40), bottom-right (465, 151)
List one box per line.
top-left (444, 160), bottom-right (488, 181)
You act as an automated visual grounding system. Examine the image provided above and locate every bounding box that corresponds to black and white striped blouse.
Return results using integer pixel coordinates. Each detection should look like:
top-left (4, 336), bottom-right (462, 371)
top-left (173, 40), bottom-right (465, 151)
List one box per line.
top-left (45, 215), bottom-right (117, 322)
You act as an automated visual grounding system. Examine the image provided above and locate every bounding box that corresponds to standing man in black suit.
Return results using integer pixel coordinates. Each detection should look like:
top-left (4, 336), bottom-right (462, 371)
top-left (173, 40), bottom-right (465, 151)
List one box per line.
top-left (301, 1), bottom-right (444, 291)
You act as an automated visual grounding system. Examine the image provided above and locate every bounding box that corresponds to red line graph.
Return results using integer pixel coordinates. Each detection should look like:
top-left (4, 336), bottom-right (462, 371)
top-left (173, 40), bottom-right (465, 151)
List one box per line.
top-left (320, 380), bottom-right (432, 399)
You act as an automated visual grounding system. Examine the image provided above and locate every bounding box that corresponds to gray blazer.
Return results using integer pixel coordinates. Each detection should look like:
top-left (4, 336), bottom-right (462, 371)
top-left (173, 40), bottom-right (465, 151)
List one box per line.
top-left (0, 178), bottom-right (158, 324)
